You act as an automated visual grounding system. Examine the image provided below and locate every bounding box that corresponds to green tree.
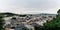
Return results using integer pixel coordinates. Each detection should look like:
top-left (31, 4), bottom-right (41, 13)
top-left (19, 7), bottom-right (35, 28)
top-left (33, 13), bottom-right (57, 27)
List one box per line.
top-left (0, 16), bottom-right (5, 30)
top-left (57, 9), bottom-right (60, 14)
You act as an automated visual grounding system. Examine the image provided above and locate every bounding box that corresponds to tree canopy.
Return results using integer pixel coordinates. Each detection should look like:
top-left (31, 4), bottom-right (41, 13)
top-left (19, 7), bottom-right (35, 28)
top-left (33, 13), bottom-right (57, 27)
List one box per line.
top-left (57, 9), bottom-right (60, 14)
top-left (0, 16), bottom-right (5, 30)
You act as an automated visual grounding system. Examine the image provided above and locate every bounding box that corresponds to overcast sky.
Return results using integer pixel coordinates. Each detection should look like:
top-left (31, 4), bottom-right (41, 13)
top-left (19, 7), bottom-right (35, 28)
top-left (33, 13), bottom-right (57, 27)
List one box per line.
top-left (0, 0), bottom-right (60, 14)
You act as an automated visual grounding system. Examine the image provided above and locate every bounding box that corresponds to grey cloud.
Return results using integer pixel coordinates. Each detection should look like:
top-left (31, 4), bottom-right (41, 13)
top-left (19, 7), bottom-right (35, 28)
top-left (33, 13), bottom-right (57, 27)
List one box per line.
top-left (26, 0), bottom-right (57, 8)
top-left (0, 0), bottom-right (59, 14)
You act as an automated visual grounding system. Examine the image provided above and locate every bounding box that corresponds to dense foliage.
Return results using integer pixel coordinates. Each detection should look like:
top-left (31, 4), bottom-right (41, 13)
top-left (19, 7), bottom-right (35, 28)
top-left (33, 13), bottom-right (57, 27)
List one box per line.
top-left (0, 16), bottom-right (5, 30)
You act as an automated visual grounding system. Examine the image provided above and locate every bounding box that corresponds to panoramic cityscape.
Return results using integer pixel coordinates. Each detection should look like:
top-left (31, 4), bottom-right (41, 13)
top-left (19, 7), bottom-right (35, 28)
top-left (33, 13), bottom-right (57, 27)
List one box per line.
top-left (1, 13), bottom-right (56, 30)
top-left (4, 13), bottom-right (56, 30)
